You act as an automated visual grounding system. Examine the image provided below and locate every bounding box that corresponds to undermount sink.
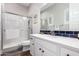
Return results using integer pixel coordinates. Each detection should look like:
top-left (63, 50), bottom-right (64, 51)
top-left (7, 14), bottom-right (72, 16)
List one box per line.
top-left (40, 34), bottom-right (60, 38)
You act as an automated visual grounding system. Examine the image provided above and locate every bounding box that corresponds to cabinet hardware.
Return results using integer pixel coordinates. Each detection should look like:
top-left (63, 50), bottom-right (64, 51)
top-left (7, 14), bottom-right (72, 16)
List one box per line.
top-left (39, 48), bottom-right (41, 50)
top-left (42, 50), bottom-right (44, 53)
top-left (32, 43), bottom-right (34, 45)
top-left (67, 54), bottom-right (70, 56)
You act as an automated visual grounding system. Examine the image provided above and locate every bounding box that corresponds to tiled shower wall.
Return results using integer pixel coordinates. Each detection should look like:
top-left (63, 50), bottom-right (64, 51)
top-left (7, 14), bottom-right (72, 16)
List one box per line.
top-left (40, 30), bottom-right (79, 38)
top-left (54, 31), bottom-right (78, 38)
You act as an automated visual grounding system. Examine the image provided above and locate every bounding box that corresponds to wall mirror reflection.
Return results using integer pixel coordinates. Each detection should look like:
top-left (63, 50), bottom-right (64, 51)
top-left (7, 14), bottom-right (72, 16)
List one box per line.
top-left (40, 3), bottom-right (79, 31)
top-left (40, 3), bottom-right (69, 31)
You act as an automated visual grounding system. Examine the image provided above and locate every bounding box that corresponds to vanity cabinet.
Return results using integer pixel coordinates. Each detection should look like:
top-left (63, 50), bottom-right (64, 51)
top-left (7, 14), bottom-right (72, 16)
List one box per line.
top-left (30, 38), bottom-right (35, 56)
top-left (41, 47), bottom-right (56, 56)
top-left (61, 48), bottom-right (79, 56)
top-left (35, 43), bottom-right (42, 56)
top-left (35, 39), bottom-right (58, 56)
top-left (30, 35), bottom-right (79, 56)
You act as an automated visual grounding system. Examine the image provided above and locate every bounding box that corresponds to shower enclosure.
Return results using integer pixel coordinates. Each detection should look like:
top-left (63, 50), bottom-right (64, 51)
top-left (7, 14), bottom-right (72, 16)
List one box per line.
top-left (0, 4), bottom-right (32, 55)
top-left (0, 3), bottom-right (1, 55)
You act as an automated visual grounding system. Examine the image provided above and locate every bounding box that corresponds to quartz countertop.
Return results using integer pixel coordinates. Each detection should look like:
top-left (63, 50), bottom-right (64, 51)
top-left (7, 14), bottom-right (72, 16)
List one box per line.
top-left (31, 34), bottom-right (79, 53)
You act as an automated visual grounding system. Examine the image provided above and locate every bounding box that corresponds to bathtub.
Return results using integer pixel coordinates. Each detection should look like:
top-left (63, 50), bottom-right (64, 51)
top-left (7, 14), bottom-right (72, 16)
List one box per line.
top-left (3, 40), bottom-right (30, 53)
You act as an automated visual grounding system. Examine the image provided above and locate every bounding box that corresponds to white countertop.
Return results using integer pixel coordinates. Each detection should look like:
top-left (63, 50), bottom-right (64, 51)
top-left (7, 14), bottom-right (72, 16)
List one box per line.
top-left (31, 34), bottom-right (79, 52)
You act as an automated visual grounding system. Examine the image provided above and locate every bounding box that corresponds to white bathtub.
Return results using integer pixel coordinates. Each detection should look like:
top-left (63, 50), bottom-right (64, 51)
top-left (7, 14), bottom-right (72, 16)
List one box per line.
top-left (3, 40), bottom-right (30, 53)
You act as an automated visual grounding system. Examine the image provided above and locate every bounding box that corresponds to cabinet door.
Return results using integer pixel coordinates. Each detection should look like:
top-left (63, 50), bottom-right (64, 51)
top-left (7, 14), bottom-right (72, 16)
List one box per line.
top-left (35, 42), bottom-right (56, 56)
top-left (35, 44), bottom-right (42, 56)
top-left (37, 38), bottom-right (58, 54)
top-left (42, 47), bottom-right (56, 56)
top-left (30, 38), bottom-right (35, 56)
top-left (35, 39), bottom-right (42, 56)
top-left (61, 48), bottom-right (79, 56)
top-left (35, 39), bottom-right (57, 56)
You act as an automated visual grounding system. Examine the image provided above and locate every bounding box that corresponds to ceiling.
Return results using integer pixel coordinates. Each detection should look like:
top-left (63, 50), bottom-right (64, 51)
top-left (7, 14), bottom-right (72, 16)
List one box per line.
top-left (19, 3), bottom-right (31, 7)
top-left (19, 3), bottom-right (55, 12)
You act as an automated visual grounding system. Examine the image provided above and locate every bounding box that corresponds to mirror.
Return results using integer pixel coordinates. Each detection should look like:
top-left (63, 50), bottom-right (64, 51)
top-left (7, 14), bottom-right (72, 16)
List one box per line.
top-left (40, 3), bottom-right (69, 31)
top-left (40, 3), bottom-right (79, 31)
top-left (69, 3), bottom-right (79, 31)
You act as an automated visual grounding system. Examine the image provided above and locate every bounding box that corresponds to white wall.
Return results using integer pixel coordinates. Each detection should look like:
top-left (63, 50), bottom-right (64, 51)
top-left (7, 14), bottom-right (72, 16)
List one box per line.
top-left (28, 3), bottom-right (42, 34)
top-left (4, 3), bottom-right (28, 16)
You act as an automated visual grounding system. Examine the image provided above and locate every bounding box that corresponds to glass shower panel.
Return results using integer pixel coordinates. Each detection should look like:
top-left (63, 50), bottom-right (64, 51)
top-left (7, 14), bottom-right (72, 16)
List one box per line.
top-left (0, 3), bottom-right (1, 54)
top-left (3, 13), bottom-right (28, 49)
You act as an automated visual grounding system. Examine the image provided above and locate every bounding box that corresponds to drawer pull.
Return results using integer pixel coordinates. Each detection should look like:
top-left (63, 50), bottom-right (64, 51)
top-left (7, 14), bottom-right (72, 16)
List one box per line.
top-left (39, 48), bottom-right (41, 50)
top-left (30, 38), bottom-right (33, 39)
top-left (42, 50), bottom-right (44, 53)
top-left (32, 43), bottom-right (34, 45)
top-left (67, 54), bottom-right (70, 56)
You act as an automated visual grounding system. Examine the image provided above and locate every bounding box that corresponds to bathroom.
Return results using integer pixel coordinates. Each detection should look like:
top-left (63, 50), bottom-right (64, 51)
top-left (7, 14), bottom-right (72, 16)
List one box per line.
top-left (0, 3), bottom-right (79, 56)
